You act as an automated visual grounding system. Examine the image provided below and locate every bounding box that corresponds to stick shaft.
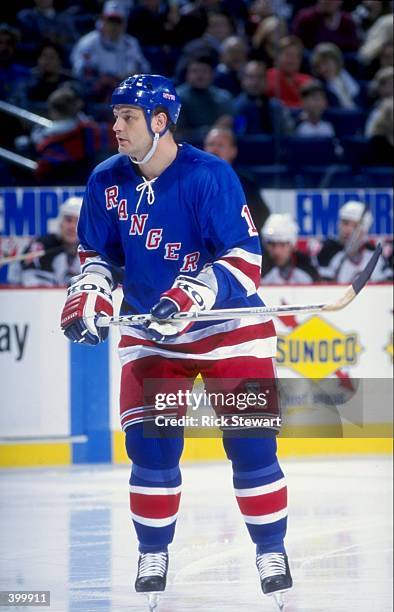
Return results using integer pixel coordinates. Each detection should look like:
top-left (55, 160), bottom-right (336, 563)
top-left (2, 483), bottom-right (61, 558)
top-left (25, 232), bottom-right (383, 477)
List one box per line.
top-left (96, 303), bottom-right (326, 327)
top-left (0, 250), bottom-right (46, 266)
top-left (95, 244), bottom-right (382, 328)
top-left (0, 242), bottom-right (68, 266)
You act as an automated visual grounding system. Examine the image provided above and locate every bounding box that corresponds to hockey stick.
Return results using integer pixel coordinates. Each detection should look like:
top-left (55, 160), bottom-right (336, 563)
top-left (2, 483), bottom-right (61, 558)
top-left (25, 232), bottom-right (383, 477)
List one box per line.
top-left (0, 250), bottom-right (46, 266)
top-left (96, 243), bottom-right (382, 328)
top-left (0, 245), bottom-right (66, 267)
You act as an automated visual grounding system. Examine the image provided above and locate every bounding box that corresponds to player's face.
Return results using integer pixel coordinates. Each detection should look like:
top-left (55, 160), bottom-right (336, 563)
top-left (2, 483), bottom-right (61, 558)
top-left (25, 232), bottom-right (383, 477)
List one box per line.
top-left (265, 241), bottom-right (293, 267)
top-left (339, 219), bottom-right (359, 242)
top-left (60, 214), bottom-right (79, 245)
top-left (113, 105), bottom-right (152, 158)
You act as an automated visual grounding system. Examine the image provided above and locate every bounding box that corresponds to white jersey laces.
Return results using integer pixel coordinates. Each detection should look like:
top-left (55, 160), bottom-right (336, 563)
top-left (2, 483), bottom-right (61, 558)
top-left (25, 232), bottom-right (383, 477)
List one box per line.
top-left (135, 176), bottom-right (157, 212)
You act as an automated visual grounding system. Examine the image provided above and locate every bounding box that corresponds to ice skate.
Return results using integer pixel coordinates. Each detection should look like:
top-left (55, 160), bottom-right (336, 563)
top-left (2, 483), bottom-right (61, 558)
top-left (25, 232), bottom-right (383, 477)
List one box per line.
top-left (135, 551), bottom-right (168, 611)
top-left (256, 552), bottom-right (292, 610)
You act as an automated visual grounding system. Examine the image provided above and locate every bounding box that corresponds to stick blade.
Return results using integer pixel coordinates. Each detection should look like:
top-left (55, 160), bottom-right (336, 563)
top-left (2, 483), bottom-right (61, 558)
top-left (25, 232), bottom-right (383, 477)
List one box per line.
top-left (351, 243), bottom-right (382, 295)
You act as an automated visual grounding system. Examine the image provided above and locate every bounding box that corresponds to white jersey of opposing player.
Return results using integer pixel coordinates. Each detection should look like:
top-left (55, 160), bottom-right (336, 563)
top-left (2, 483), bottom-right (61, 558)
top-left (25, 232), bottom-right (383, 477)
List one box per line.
top-left (319, 246), bottom-right (391, 284)
top-left (262, 266), bottom-right (315, 285)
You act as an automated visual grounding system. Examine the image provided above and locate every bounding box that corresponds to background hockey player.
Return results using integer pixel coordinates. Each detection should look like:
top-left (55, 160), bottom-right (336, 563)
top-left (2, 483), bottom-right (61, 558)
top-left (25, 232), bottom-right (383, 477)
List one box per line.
top-left (261, 213), bottom-right (320, 284)
top-left (316, 200), bottom-right (392, 283)
top-left (9, 196), bottom-right (82, 287)
top-left (60, 74), bottom-right (292, 610)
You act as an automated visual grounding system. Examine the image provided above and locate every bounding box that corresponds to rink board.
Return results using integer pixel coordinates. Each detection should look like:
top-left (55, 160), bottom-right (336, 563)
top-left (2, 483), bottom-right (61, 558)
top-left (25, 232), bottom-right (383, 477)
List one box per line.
top-left (0, 285), bottom-right (392, 467)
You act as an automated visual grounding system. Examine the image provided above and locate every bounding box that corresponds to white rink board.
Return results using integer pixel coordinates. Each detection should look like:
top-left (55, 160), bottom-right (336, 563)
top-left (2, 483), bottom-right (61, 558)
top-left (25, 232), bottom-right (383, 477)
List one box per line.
top-left (258, 283), bottom-right (393, 378)
top-left (0, 286), bottom-right (391, 440)
top-left (0, 290), bottom-right (70, 438)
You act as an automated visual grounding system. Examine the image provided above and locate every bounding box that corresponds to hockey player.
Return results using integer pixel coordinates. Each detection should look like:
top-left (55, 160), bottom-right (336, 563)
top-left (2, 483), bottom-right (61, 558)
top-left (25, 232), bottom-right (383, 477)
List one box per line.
top-left (60, 74), bottom-right (292, 610)
top-left (11, 196), bottom-right (82, 287)
top-left (316, 200), bottom-right (392, 283)
top-left (261, 214), bottom-right (319, 284)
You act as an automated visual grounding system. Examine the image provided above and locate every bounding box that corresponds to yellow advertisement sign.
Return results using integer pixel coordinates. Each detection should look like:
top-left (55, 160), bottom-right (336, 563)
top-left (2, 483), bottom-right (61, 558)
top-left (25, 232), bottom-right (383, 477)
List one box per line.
top-left (277, 315), bottom-right (363, 378)
top-left (385, 333), bottom-right (393, 362)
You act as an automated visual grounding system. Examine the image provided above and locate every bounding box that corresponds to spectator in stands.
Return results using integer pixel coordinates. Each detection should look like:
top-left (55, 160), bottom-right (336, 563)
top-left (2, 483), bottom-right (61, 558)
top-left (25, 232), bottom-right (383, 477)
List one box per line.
top-left (213, 36), bottom-right (249, 96)
top-left (365, 67), bottom-right (394, 136)
top-left (176, 55), bottom-right (233, 139)
top-left (233, 60), bottom-right (294, 135)
top-left (71, 1), bottom-right (149, 103)
top-left (204, 126), bottom-right (270, 236)
top-left (316, 200), bottom-right (392, 282)
top-left (251, 15), bottom-right (288, 68)
top-left (0, 24), bottom-right (30, 103)
top-left (295, 80), bottom-right (335, 137)
top-left (311, 42), bottom-right (361, 108)
top-left (174, 11), bottom-right (235, 83)
top-left (0, 23), bottom-right (31, 150)
top-left (17, 0), bottom-right (78, 51)
top-left (203, 10), bottom-right (236, 47)
top-left (173, 0), bottom-right (232, 47)
top-left (245, 0), bottom-right (274, 38)
top-left (127, 0), bottom-right (180, 74)
top-left (128, 0), bottom-right (173, 46)
top-left (365, 97), bottom-right (394, 166)
top-left (292, 0), bottom-right (360, 52)
top-left (17, 197), bottom-right (83, 287)
top-left (265, 36), bottom-right (313, 108)
top-left (15, 41), bottom-right (73, 115)
top-left (358, 13), bottom-right (394, 77)
top-left (261, 214), bottom-right (320, 284)
top-left (379, 40), bottom-right (394, 70)
top-left (352, 1), bottom-right (392, 38)
top-left (32, 87), bottom-right (115, 184)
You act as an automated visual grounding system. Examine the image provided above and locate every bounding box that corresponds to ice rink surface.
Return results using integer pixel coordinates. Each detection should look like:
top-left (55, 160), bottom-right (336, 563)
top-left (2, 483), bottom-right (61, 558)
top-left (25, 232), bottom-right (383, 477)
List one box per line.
top-left (0, 457), bottom-right (392, 612)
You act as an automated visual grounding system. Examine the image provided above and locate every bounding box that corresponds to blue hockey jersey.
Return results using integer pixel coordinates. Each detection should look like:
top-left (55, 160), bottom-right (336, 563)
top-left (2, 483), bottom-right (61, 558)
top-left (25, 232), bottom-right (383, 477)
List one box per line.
top-left (78, 143), bottom-right (264, 317)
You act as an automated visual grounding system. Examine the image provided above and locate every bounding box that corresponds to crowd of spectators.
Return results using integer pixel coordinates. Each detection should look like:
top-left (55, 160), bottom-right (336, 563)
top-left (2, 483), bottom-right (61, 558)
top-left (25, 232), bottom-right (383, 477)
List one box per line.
top-left (0, 0), bottom-right (393, 187)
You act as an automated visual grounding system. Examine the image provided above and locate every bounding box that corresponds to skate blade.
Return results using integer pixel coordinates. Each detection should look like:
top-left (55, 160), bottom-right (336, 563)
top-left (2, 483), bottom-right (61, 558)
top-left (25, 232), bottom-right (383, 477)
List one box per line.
top-left (269, 588), bottom-right (291, 610)
top-left (142, 592), bottom-right (160, 611)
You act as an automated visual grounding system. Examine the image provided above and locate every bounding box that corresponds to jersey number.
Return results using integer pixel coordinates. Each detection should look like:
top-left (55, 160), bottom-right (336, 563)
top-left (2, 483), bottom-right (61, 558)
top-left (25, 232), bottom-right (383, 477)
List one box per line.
top-left (241, 205), bottom-right (258, 237)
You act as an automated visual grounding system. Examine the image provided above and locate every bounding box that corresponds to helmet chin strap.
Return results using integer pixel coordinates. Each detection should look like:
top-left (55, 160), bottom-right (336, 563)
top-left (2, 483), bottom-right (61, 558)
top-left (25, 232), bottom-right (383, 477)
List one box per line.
top-left (129, 132), bottom-right (160, 165)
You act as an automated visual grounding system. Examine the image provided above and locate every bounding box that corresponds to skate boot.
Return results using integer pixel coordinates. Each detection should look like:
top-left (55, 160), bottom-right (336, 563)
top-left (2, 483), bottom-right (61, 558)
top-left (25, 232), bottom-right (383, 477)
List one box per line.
top-left (256, 552), bottom-right (292, 610)
top-left (135, 551), bottom-right (168, 611)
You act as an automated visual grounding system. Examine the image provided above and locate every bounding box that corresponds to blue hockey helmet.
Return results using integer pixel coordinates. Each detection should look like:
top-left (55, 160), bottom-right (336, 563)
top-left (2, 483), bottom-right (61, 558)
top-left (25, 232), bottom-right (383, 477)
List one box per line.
top-left (111, 74), bottom-right (181, 134)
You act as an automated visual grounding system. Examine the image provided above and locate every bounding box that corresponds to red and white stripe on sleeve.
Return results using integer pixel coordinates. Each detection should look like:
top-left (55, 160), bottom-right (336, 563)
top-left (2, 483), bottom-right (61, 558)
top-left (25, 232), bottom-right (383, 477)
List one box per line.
top-left (78, 245), bottom-right (102, 268)
top-left (215, 247), bottom-right (262, 296)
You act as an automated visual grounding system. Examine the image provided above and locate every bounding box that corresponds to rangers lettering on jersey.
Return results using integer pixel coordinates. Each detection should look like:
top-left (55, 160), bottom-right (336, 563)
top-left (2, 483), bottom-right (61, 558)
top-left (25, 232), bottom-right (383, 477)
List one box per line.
top-left (130, 214), bottom-right (148, 235)
top-left (105, 185), bottom-right (119, 209)
top-left (78, 143), bottom-right (265, 317)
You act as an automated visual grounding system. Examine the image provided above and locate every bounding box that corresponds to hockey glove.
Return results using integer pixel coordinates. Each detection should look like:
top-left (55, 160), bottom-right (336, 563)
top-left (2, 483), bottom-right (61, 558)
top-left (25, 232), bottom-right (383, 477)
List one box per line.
top-left (60, 271), bottom-right (113, 345)
top-left (146, 275), bottom-right (216, 343)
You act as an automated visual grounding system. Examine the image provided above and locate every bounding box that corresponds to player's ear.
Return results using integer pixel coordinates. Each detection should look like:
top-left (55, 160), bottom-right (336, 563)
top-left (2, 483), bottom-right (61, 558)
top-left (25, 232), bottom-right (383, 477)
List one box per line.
top-left (151, 111), bottom-right (168, 133)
